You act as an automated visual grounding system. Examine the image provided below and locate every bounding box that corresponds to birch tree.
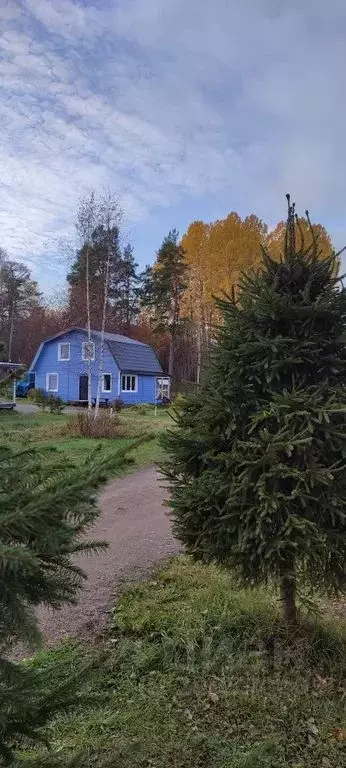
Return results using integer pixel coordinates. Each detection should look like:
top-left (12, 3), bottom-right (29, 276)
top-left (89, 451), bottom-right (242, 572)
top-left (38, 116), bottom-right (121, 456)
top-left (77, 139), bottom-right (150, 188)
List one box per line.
top-left (75, 193), bottom-right (97, 411)
top-left (94, 192), bottom-right (122, 416)
top-left (69, 193), bottom-right (122, 413)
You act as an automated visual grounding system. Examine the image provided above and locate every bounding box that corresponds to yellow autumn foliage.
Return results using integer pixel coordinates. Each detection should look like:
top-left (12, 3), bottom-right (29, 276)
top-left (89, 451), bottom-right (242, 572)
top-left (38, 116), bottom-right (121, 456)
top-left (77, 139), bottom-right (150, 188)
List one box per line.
top-left (181, 213), bottom-right (267, 327)
top-left (180, 212), bottom-right (334, 334)
top-left (266, 217), bottom-right (332, 262)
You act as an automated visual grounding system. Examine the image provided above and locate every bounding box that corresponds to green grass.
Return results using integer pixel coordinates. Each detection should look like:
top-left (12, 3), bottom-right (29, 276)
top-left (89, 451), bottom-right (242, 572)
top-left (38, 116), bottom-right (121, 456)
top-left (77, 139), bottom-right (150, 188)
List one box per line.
top-left (17, 558), bottom-right (346, 768)
top-left (0, 407), bottom-right (170, 472)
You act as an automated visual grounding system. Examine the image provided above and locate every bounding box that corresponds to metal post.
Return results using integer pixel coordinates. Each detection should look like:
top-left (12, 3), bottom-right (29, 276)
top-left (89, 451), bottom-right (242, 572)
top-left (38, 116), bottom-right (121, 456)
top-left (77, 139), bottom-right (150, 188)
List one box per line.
top-left (155, 377), bottom-right (161, 417)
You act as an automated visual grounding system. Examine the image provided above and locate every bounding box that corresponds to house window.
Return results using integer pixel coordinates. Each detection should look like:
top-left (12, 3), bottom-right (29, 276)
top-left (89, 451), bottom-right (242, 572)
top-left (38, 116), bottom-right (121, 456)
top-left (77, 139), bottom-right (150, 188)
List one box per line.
top-left (82, 341), bottom-right (95, 361)
top-left (102, 373), bottom-right (112, 393)
top-left (58, 342), bottom-right (70, 361)
top-left (46, 373), bottom-right (58, 392)
top-left (121, 374), bottom-right (138, 392)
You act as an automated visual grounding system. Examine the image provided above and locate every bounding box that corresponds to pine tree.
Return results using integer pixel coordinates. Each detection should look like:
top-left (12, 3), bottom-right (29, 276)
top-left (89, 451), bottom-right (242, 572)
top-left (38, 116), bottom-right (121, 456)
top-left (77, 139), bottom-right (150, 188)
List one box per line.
top-left (67, 223), bottom-right (122, 328)
top-left (116, 244), bottom-right (141, 327)
top-left (0, 413), bottom-right (133, 762)
top-left (0, 258), bottom-right (41, 362)
top-left (162, 197), bottom-right (346, 622)
top-left (141, 229), bottom-right (188, 378)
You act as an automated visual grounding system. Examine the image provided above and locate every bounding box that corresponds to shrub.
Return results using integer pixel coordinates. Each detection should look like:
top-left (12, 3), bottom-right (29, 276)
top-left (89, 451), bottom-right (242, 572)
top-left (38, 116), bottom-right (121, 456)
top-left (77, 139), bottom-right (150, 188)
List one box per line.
top-left (66, 411), bottom-right (125, 439)
top-left (27, 387), bottom-right (38, 400)
top-left (28, 390), bottom-right (64, 414)
top-left (112, 397), bottom-right (124, 413)
top-left (47, 394), bottom-right (65, 414)
top-left (28, 388), bottom-right (48, 410)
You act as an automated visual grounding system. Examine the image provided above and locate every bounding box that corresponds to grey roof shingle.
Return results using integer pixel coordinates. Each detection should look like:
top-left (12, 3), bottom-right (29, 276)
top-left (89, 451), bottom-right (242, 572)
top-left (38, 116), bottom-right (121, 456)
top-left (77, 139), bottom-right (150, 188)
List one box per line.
top-left (91, 330), bottom-right (144, 345)
top-left (91, 330), bottom-right (162, 372)
top-left (107, 340), bottom-right (163, 374)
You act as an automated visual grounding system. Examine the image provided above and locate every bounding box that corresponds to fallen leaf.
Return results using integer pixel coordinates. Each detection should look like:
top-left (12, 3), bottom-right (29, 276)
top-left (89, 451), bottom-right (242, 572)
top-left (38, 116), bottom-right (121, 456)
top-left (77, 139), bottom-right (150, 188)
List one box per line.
top-left (208, 691), bottom-right (219, 704)
top-left (331, 727), bottom-right (346, 742)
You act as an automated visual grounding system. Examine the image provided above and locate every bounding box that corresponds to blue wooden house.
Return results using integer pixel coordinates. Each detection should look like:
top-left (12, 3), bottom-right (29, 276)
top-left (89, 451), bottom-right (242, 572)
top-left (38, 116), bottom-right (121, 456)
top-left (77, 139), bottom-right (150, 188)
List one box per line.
top-left (29, 328), bottom-right (169, 405)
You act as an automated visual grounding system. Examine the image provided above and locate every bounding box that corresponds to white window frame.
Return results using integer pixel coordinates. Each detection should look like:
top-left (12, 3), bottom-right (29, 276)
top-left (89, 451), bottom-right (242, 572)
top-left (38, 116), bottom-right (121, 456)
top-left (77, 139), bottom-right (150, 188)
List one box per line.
top-left (46, 373), bottom-right (59, 392)
top-left (82, 341), bottom-right (95, 361)
top-left (121, 374), bottom-right (138, 393)
top-left (102, 373), bottom-right (112, 393)
top-left (58, 342), bottom-right (70, 361)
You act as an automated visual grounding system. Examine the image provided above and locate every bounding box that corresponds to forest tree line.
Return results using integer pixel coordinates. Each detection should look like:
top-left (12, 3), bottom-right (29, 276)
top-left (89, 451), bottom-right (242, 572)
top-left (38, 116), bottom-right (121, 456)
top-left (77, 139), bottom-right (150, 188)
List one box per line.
top-left (0, 193), bottom-right (333, 389)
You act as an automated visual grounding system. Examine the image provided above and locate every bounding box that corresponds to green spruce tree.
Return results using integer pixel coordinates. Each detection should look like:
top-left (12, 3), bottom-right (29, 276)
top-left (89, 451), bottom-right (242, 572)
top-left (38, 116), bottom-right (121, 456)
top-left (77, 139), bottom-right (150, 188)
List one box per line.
top-left (162, 197), bottom-right (346, 622)
top-left (0, 387), bottom-right (134, 762)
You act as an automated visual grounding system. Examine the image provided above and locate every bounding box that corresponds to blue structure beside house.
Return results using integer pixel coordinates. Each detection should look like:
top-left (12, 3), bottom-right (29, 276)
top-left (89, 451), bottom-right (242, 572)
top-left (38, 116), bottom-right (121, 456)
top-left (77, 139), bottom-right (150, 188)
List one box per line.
top-left (29, 328), bottom-right (168, 405)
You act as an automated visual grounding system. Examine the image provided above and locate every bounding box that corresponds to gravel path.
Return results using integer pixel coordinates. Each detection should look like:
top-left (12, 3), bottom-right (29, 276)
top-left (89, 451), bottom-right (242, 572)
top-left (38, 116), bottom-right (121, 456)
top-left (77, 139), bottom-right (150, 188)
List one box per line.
top-left (38, 467), bottom-right (179, 646)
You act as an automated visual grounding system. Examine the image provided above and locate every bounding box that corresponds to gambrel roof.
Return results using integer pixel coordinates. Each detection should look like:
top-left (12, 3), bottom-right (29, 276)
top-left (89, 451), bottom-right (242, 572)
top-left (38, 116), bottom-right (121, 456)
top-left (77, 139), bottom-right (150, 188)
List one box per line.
top-left (30, 327), bottom-right (164, 375)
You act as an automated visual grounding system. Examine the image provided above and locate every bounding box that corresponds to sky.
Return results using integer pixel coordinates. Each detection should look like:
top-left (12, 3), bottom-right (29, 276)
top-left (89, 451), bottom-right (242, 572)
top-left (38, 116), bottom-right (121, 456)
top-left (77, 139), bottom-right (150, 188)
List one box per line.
top-left (1, 0), bottom-right (346, 294)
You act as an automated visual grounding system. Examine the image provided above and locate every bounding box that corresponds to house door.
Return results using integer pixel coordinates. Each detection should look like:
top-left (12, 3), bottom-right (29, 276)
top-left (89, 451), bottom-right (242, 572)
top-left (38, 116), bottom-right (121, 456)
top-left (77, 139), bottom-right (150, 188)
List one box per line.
top-left (79, 375), bottom-right (89, 401)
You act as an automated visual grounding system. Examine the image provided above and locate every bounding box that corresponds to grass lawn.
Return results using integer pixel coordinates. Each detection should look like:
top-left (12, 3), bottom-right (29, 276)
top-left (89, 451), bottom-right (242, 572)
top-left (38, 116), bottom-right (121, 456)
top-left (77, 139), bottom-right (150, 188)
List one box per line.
top-left (18, 557), bottom-right (346, 767)
top-left (4, 407), bottom-right (345, 766)
top-left (0, 406), bottom-right (171, 472)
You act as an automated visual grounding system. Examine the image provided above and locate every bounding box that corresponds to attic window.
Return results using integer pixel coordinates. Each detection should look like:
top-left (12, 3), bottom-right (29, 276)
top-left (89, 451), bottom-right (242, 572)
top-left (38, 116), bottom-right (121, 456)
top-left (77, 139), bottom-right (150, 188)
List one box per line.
top-left (58, 342), bottom-right (70, 361)
top-left (82, 341), bottom-right (95, 361)
top-left (121, 374), bottom-right (138, 392)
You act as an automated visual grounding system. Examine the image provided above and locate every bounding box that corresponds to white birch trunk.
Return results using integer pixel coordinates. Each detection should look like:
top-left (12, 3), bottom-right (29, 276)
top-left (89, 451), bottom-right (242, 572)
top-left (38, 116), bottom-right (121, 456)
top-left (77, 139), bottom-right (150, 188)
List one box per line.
top-left (8, 306), bottom-right (14, 362)
top-left (94, 227), bottom-right (111, 417)
top-left (196, 323), bottom-right (202, 388)
top-left (94, 192), bottom-right (122, 417)
top-left (76, 193), bottom-right (96, 414)
top-left (85, 245), bottom-right (92, 412)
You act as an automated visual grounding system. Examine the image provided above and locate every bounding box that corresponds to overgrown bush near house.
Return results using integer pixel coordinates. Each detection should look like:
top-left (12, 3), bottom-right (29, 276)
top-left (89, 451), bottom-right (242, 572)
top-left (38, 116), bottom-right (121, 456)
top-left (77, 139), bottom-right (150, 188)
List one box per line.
top-left (65, 411), bottom-right (126, 439)
top-left (112, 397), bottom-right (124, 413)
top-left (47, 394), bottom-right (65, 414)
top-left (28, 389), bottom-right (65, 413)
top-left (27, 387), bottom-right (46, 408)
top-left (27, 387), bottom-right (38, 400)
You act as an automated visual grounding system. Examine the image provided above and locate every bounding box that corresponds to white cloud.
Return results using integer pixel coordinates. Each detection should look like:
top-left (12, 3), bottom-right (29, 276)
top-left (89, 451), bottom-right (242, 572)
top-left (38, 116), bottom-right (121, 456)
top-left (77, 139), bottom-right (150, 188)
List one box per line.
top-left (1, 0), bottom-right (346, 289)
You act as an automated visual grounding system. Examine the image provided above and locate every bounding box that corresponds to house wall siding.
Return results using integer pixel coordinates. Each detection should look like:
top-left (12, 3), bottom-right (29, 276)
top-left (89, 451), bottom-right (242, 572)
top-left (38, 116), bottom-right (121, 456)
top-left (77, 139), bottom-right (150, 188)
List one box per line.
top-left (31, 330), bottom-right (157, 404)
top-left (120, 373), bottom-right (155, 405)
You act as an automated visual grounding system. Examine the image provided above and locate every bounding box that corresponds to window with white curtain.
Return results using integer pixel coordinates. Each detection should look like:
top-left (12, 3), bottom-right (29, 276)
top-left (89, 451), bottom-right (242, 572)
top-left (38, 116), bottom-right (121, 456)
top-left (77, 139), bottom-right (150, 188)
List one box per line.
top-left (46, 373), bottom-right (58, 392)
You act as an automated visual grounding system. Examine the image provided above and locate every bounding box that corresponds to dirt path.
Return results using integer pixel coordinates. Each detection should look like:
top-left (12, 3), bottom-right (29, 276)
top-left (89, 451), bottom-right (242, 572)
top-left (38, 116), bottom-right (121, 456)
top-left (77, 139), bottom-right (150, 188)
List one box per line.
top-left (38, 467), bottom-right (179, 646)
